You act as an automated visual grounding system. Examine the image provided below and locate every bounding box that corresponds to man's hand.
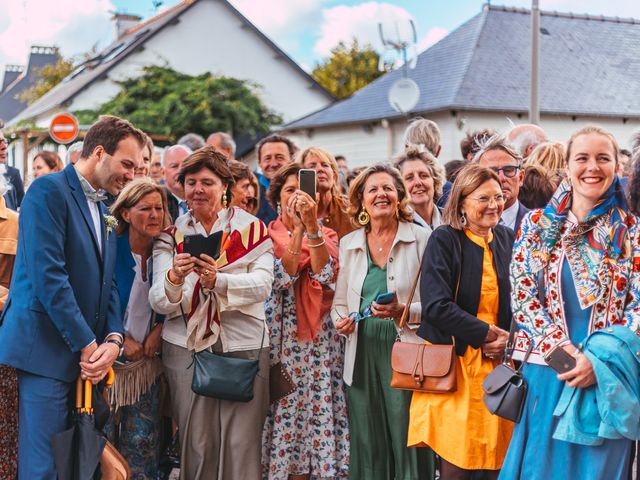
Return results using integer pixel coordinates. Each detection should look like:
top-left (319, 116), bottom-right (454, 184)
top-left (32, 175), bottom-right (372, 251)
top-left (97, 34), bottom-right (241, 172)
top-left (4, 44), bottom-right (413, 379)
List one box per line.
top-left (80, 341), bottom-right (98, 365)
top-left (143, 324), bottom-right (163, 358)
top-left (80, 342), bottom-right (120, 384)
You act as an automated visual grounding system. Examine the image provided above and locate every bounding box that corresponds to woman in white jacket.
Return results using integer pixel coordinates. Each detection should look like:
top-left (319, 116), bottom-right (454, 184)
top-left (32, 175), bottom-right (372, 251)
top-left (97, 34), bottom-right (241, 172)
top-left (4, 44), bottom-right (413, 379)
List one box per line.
top-left (331, 164), bottom-right (434, 480)
top-left (149, 146), bottom-right (274, 480)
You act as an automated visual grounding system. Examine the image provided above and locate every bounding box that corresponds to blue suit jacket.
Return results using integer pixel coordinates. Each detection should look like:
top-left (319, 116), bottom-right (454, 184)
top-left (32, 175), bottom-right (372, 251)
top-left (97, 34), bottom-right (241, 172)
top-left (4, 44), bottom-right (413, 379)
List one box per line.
top-left (0, 164), bottom-right (122, 382)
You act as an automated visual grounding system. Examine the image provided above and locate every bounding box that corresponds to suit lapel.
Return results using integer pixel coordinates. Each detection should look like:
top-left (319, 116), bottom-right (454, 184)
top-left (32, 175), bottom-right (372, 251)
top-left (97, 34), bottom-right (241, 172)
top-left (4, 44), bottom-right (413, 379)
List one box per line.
top-left (65, 165), bottom-right (102, 260)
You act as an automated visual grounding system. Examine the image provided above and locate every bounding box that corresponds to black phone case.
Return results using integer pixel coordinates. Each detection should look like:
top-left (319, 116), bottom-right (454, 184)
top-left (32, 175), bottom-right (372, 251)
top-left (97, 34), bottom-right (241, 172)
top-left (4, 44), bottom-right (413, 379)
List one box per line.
top-left (299, 170), bottom-right (316, 199)
top-left (183, 232), bottom-right (223, 260)
top-left (544, 346), bottom-right (576, 374)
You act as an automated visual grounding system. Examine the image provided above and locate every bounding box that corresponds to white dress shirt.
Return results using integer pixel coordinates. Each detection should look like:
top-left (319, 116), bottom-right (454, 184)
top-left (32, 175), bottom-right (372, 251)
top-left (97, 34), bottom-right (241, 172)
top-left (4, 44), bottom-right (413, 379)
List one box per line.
top-left (501, 200), bottom-right (520, 231)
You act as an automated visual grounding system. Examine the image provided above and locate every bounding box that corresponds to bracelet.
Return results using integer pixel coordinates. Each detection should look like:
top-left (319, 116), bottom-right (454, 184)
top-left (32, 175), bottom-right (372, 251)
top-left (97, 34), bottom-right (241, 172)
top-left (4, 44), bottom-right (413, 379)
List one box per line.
top-left (165, 270), bottom-right (184, 287)
top-left (308, 239), bottom-right (326, 248)
top-left (286, 246), bottom-right (301, 255)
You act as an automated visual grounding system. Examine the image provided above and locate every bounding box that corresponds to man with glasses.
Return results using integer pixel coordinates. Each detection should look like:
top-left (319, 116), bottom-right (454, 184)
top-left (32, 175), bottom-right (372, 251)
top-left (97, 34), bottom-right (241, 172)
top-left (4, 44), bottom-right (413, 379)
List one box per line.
top-left (476, 134), bottom-right (530, 233)
top-left (0, 128), bottom-right (24, 209)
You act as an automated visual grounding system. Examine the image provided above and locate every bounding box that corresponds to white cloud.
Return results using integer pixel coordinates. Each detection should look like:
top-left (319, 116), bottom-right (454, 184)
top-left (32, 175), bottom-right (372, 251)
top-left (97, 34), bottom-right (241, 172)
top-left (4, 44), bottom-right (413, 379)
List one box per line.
top-left (0, 0), bottom-right (114, 67)
top-left (229, 0), bottom-right (325, 36)
top-left (417, 27), bottom-right (449, 53)
top-left (314, 2), bottom-right (416, 58)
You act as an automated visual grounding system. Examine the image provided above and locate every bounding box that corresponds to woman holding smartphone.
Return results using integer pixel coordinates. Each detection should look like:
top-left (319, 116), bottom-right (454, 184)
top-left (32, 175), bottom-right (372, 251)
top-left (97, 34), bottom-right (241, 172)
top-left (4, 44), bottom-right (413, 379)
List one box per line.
top-left (499, 126), bottom-right (640, 479)
top-left (149, 146), bottom-right (274, 479)
top-left (261, 163), bottom-right (349, 479)
top-left (331, 164), bottom-right (434, 480)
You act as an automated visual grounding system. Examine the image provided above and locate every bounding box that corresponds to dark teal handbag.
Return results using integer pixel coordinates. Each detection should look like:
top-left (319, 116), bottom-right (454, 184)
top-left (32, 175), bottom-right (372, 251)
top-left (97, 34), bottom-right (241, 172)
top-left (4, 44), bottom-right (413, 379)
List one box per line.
top-left (183, 306), bottom-right (265, 402)
top-left (191, 349), bottom-right (260, 402)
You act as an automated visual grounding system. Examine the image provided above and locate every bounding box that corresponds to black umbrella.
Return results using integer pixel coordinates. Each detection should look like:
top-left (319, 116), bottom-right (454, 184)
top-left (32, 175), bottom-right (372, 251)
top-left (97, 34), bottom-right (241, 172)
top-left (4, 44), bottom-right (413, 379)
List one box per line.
top-left (52, 378), bottom-right (107, 480)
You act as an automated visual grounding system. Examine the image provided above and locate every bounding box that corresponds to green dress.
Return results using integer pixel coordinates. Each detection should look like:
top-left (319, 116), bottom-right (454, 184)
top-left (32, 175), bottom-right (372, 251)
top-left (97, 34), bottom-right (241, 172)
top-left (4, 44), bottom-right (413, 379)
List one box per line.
top-left (346, 248), bottom-right (435, 480)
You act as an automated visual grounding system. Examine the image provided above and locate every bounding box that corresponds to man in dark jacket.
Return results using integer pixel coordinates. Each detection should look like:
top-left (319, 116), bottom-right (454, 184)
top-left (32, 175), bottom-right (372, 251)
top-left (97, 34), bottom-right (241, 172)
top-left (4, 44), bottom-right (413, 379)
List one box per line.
top-left (0, 129), bottom-right (24, 209)
top-left (255, 134), bottom-right (296, 225)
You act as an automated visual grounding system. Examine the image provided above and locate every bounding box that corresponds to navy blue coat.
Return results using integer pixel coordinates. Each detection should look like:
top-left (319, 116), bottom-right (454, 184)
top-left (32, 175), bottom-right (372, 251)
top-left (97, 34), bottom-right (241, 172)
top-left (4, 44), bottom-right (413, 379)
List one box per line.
top-left (0, 164), bottom-right (122, 382)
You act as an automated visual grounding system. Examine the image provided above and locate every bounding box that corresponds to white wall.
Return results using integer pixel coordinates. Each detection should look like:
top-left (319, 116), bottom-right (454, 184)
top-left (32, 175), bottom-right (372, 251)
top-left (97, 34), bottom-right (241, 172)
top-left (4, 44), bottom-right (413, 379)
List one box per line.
top-left (284, 111), bottom-right (640, 169)
top-left (68, 0), bottom-right (330, 123)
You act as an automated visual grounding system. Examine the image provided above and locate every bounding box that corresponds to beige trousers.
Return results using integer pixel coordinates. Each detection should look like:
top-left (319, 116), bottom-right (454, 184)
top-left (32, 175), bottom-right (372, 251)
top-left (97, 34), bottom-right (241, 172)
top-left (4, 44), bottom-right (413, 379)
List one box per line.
top-left (179, 344), bottom-right (270, 480)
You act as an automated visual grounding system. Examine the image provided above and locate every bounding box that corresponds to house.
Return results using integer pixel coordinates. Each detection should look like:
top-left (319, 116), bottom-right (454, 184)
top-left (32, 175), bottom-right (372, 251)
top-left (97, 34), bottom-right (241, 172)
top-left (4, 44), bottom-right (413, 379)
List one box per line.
top-left (8, 0), bottom-right (332, 134)
top-left (0, 46), bottom-right (59, 124)
top-left (281, 4), bottom-right (640, 167)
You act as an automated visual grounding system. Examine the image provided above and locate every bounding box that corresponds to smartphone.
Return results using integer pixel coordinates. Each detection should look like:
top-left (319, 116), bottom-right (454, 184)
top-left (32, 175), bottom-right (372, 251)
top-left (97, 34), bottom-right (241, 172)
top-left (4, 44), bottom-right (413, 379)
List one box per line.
top-left (543, 345), bottom-right (577, 374)
top-left (375, 292), bottom-right (396, 305)
top-left (298, 169), bottom-right (317, 199)
top-left (183, 232), bottom-right (223, 260)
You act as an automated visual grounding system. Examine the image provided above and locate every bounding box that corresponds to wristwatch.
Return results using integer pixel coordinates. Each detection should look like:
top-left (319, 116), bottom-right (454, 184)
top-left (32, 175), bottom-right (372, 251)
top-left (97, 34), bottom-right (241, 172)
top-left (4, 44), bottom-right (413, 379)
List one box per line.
top-left (306, 230), bottom-right (323, 239)
top-left (106, 338), bottom-right (124, 357)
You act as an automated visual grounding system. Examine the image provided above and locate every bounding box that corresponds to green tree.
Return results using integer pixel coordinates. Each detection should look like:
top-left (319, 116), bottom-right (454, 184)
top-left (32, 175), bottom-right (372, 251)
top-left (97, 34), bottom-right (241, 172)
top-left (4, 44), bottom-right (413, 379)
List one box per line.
top-left (312, 38), bottom-right (391, 100)
top-left (18, 57), bottom-right (74, 104)
top-left (75, 66), bottom-right (281, 140)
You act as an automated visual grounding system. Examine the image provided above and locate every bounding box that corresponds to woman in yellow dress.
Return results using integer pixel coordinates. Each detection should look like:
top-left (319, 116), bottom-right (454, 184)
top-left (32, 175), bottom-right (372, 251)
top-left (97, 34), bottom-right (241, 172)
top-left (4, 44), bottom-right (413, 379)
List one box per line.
top-left (408, 163), bottom-right (514, 480)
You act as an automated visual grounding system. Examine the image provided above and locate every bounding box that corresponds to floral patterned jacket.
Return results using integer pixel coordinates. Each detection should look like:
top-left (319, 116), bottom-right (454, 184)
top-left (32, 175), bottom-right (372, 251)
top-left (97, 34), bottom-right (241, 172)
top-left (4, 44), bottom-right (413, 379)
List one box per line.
top-left (511, 209), bottom-right (640, 365)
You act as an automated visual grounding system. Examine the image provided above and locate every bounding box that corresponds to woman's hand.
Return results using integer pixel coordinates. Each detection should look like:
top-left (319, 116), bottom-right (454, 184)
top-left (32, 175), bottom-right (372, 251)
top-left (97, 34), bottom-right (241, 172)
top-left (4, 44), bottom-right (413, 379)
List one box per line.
top-left (294, 190), bottom-right (319, 233)
top-left (143, 324), bottom-right (163, 358)
top-left (336, 314), bottom-right (356, 335)
top-left (170, 253), bottom-right (196, 284)
top-left (482, 325), bottom-right (509, 359)
top-left (371, 294), bottom-right (404, 321)
top-left (123, 336), bottom-right (144, 362)
top-left (558, 348), bottom-right (596, 389)
top-left (194, 253), bottom-right (218, 289)
top-left (286, 191), bottom-right (304, 230)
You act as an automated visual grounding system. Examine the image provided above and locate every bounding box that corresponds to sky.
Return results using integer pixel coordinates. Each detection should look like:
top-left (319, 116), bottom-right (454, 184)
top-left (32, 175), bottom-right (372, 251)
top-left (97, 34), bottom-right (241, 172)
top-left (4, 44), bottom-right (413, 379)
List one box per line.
top-left (1, 0), bottom-right (639, 75)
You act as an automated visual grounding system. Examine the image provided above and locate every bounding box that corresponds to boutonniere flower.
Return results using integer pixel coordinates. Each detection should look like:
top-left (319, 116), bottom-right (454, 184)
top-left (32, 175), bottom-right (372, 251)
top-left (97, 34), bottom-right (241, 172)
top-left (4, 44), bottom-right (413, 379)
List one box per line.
top-left (104, 215), bottom-right (118, 239)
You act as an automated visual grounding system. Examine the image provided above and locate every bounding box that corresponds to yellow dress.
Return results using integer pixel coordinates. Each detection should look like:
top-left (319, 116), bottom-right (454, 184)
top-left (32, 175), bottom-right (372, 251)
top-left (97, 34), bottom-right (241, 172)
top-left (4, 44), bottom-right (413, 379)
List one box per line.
top-left (407, 229), bottom-right (513, 470)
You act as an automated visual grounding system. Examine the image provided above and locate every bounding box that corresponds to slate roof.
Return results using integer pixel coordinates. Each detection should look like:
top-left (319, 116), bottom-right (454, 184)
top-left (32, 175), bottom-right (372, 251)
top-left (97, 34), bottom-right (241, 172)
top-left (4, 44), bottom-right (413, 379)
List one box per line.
top-left (9, 0), bottom-right (331, 126)
top-left (285, 4), bottom-right (640, 129)
top-left (0, 47), bottom-right (59, 123)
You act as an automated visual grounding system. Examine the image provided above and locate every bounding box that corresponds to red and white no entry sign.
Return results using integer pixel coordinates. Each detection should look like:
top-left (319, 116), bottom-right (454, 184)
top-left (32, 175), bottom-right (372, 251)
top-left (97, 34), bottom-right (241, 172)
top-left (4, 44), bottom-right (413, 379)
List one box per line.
top-left (49, 113), bottom-right (79, 144)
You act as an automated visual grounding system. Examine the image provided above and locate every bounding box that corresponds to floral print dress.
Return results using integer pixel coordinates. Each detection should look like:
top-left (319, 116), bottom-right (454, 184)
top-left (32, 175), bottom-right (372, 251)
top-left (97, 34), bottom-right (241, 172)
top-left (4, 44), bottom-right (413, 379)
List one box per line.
top-left (262, 256), bottom-right (349, 479)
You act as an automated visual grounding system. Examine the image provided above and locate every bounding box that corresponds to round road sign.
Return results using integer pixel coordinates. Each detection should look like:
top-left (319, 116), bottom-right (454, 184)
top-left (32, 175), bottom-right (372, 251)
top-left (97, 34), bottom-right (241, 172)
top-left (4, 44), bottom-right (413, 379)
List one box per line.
top-left (49, 113), bottom-right (79, 144)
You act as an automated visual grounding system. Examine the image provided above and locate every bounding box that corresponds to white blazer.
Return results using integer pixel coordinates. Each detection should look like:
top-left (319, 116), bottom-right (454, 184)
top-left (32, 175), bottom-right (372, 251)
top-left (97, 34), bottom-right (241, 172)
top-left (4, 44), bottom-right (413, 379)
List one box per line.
top-left (331, 221), bottom-right (430, 385)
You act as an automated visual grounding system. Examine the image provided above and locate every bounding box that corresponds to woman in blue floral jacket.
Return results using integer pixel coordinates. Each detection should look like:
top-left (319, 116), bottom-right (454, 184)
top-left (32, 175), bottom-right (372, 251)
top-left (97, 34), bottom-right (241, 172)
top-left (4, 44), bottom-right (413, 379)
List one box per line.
top-left (500, 126), bottom-right (640, 480)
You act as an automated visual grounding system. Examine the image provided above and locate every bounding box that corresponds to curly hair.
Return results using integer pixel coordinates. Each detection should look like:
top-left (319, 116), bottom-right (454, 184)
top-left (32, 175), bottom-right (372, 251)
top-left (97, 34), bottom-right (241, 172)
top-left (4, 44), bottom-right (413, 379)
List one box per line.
top-left (347, 164), bottom-right (413, 230)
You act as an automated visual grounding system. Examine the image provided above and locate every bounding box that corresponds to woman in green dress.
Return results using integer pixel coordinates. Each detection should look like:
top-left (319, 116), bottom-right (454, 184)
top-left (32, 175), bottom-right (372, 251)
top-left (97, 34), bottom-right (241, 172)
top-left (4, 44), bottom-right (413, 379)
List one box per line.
top-left (331, 164), bottom-right (434, 480)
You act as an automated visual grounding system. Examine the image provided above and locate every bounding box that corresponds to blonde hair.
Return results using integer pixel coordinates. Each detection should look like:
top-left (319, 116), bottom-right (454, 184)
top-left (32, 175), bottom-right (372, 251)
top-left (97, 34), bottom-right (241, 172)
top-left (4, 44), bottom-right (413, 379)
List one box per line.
top-left (442, 164), bottom-right (501, 230)
top-left (528, 142), bottom-right (566, 171)
top-left (299, 147), bottom-right (348, 212)
top-left (110, 178), bottom-right (170, 235)
top-left (565, 126), bottom-right (619, 164)
top-left (394, 146), bottom-right (446, 200)
top-left (403, 117), bottom-right (440, 155)
top-left (348, 164), bottom-right (413, 230)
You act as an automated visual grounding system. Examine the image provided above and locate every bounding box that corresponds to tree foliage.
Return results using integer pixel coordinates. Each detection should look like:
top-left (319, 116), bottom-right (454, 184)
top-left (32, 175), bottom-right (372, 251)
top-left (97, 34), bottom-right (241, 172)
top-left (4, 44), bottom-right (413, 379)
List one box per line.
top-left (18, 58), bottom-right (74, 104)
top-left (312, 38), bottom-right (391, 100)
top-left (74, 66), bottom-right (281, 141)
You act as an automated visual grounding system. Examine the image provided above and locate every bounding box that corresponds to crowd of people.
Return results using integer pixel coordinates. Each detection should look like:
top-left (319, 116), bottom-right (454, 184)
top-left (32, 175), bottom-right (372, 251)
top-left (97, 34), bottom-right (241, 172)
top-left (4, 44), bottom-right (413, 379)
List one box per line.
top-left (0, 114), bottom-right (638, 480)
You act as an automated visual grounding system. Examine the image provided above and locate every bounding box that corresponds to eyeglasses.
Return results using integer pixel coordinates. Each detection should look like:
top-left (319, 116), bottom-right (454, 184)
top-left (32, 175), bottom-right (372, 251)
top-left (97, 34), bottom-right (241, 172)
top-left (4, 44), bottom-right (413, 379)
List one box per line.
top-left (0, 139), bottom-right (7, 146)
top-left (333, 307), bottom-right (370, 323)
top-left (467, 194), bottom-right (506, 205)
top-left (490, 165), bottom-right (520, 178)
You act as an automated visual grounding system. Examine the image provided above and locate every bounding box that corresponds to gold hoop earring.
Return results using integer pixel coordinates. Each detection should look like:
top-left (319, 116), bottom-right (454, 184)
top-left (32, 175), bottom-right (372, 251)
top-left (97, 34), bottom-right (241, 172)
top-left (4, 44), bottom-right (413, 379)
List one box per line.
top-left (222, 191), bottom-right (228, 208)
top-left (358, 209), bottom-right (370, 226)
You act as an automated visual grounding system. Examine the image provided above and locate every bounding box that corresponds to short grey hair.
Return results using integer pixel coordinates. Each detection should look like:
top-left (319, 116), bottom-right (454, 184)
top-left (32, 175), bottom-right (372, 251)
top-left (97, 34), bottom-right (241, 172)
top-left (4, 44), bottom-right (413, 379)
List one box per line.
top-left (207, 132), bottom-right (236, 157)
top-left (507, 124), bottom-right (548, 158)
top-left (474, 133), bottom-right (523, 164)
top-left (403, 117), bottom-right (441, 155)
top-left (66, 141), bottom-right (83, 163)
top-left (177, 132), bottom-right (205, 151)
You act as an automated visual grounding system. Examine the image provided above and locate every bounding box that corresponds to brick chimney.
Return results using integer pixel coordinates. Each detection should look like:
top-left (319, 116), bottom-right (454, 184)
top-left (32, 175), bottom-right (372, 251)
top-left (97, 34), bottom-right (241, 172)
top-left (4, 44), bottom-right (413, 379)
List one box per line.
top-left (112, 13), bottom-right (142, 40)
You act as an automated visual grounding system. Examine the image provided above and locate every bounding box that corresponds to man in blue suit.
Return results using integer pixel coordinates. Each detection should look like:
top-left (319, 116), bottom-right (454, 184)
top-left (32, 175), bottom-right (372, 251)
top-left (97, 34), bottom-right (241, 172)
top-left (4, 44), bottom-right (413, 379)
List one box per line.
top-left (0, 115), bottom-right (146, 479)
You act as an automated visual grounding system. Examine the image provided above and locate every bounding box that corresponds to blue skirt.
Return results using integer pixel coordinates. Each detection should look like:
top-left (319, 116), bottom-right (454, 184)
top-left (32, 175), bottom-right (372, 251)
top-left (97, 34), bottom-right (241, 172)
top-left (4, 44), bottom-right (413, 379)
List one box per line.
top-left (498, 363), bottom-right (632, 480)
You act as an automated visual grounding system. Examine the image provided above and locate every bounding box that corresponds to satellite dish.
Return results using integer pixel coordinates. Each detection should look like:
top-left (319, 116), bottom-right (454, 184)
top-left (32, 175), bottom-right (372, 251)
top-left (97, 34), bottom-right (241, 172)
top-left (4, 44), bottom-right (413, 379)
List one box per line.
top-left (388, 77), bottom-right (420, 113)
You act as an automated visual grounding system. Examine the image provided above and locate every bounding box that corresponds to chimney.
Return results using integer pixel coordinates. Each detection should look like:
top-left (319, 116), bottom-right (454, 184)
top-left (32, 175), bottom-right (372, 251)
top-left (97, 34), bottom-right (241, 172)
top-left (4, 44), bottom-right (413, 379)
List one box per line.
top-left (112, 13), bottom-right (142, 40)
top-left (1, 65), bottom-right (24, 93)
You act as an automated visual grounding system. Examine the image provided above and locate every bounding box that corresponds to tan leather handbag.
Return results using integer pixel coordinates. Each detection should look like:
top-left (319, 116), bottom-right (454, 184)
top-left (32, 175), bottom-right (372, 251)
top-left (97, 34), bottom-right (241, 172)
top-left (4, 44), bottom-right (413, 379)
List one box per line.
top-left (390, 264), bottom-right (458, 393)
